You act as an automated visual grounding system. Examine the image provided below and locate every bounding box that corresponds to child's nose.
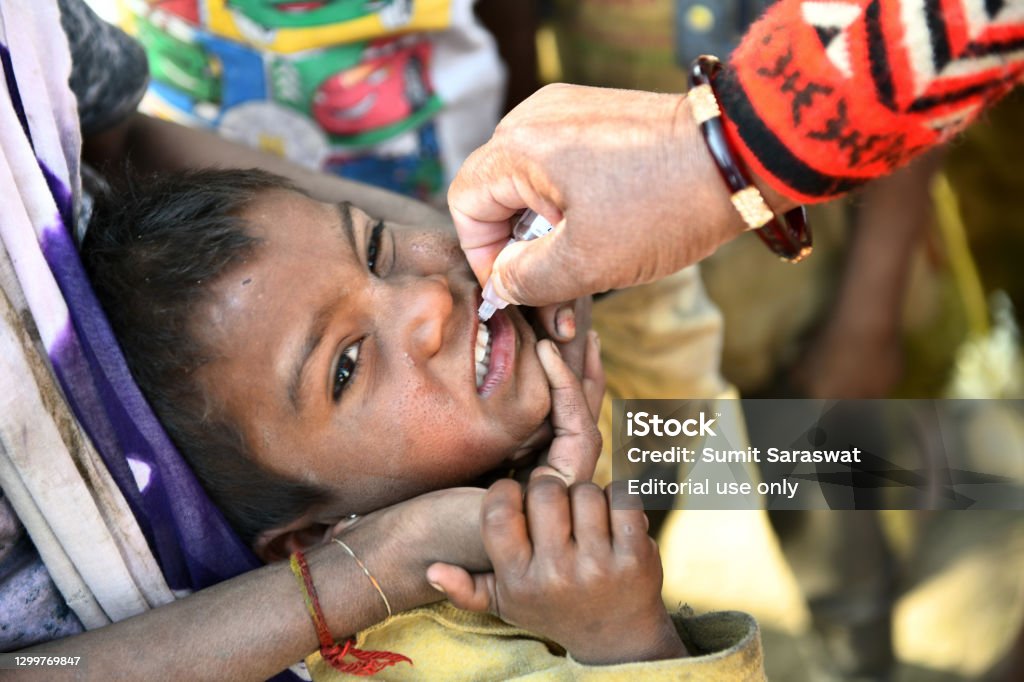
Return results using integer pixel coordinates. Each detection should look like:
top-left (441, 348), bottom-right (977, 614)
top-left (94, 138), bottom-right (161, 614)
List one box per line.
top-left (397, 273), bottom-right (452, 360)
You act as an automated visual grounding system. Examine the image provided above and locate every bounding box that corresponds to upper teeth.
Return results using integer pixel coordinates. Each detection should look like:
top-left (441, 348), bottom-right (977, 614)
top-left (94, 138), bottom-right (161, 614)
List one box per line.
top-left (475, 323), bottom-right (492, 388)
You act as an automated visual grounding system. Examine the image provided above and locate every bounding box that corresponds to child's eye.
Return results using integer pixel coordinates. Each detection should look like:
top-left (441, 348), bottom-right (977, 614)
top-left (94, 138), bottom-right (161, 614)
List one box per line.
top-left (332, 341), bottom-right (360, 401)
top-left (367, 220), bottom-right (384, 274)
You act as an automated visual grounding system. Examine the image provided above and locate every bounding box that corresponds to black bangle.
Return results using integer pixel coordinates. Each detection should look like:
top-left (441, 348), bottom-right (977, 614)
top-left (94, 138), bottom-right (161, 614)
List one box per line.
top-left (688, 55), bottom-right (812, 263)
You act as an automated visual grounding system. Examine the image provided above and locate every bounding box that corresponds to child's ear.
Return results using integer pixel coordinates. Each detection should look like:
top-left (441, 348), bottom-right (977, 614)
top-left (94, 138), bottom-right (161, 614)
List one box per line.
top-left (252, 515), bottom-right (332, 564)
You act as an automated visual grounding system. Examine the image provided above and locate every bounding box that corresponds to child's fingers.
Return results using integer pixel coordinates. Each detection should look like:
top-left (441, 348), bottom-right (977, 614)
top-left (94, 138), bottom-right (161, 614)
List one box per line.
top-left (524, 475), bottom-right (572, 555)
top-left (581, 330), bottom-right (604, 420)
top-left (535, 339), bottom-right (602, 484)
top-left (606, 483), bottom-right (652, 554)
top-left (569, 482), bottom-right (611, 553)
top-left (426, 563), bottom-right (496, 613)
top-left (481, 479), bottom-right (532, 574)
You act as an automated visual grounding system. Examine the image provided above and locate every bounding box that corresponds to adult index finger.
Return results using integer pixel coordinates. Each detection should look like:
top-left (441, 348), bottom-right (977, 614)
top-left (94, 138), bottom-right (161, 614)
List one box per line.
top-left (449, 144), bottom-right (565, 291)
top-left (448, 145), bottom-right (529, 286)
top-left (450, 206), bottom-right (516, 288)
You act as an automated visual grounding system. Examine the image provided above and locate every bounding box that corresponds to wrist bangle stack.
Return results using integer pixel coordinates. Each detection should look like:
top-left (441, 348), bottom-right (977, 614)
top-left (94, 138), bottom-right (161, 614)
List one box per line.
top-left (688, 55), bottom-right (812, 263)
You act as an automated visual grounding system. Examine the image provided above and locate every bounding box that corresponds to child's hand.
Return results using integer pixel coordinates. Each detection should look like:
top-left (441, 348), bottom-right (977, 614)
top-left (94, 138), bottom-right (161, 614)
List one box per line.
top-left (426, 478), bottom-right (687, 665)
top-left (479, 331), bottom-right (602, 488)
top-left (522, 333), bottom-right (605, 484)
top-left (502, 329), bottom-right (603, 483)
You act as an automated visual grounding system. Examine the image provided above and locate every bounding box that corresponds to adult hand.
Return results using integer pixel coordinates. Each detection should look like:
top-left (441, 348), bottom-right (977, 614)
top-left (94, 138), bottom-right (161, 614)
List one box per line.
top-left (448, 83), bottom-right (757, 307)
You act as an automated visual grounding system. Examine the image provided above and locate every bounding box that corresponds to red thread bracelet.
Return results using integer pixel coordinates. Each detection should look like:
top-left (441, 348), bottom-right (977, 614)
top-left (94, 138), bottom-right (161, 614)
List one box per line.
top-left (290, 550), bottom-right (411, 676)
top-left (689, 55), bottom-right (813, 263)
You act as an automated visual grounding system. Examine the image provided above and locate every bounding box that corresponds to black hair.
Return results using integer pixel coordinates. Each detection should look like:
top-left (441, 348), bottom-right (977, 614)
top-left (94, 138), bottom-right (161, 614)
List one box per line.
top-left (81, 168), bottom-right (332, 547)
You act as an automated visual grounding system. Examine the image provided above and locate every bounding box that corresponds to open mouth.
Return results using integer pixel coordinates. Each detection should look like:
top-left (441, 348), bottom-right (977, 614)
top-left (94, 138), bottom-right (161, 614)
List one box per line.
top-left (474, 307), bottom-right (514, 396)
top-left (474, 318), bottom-right (492, 389)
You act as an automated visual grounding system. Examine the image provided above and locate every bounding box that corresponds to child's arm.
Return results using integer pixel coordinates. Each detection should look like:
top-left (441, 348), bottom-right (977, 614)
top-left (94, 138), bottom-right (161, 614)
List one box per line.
top-left (11, 488), bottom-right (489, 681)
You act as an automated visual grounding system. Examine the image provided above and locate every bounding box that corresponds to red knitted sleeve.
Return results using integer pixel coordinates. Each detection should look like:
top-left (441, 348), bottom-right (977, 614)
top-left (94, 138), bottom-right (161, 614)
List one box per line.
top-left (718, 0), bottom-right (1024, 204)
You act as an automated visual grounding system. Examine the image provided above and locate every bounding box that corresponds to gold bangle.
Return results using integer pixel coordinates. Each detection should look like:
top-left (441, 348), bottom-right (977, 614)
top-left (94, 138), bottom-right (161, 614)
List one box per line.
top-left (333, 537), bottom-right (392, 618)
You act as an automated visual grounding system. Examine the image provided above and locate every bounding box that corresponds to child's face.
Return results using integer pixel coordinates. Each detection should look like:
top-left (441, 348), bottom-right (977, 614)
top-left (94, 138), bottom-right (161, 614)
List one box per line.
top-left (193, 189), bottom-right (551, 515)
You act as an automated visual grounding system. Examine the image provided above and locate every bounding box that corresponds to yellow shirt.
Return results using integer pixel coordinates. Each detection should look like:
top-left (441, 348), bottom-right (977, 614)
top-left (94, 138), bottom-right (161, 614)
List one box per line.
top-left (306, 602), bottom-right (765, 681)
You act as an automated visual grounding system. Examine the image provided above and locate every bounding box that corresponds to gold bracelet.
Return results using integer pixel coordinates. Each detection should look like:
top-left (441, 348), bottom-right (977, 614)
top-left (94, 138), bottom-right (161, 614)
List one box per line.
top-left (333, 537), bottom-right (392, 618)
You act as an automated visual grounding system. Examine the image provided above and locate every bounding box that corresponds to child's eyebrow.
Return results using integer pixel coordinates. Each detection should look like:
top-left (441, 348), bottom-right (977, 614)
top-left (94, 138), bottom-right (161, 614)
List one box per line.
top-left (285, 202), bottom-right (357, 411)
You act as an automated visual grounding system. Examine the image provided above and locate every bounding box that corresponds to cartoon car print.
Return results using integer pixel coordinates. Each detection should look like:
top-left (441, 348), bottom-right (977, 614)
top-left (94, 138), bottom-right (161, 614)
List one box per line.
top-left (218, 101), bottom-right (331, 168)
top-left (324, 123), bottom-right (442, 199)
top-left (136, 14), bottom-right (223, 105)
top-left (226, 0), bottom-right (413, 30)
top-left (149, 0), bottom-right (201, 24)
top-left (310, 38), bottom-right (431, 136)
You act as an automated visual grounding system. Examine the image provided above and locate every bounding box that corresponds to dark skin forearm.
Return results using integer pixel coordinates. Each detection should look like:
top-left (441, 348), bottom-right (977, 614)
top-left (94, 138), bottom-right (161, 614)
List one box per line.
top-left (83, 113), bottom-right (449, 227)
top-left (792, 149), bottom-right (945, 398)
top-left (8, 541), bottom-right (376, 681)
top-left (7, 488), bottom-right (488, 681)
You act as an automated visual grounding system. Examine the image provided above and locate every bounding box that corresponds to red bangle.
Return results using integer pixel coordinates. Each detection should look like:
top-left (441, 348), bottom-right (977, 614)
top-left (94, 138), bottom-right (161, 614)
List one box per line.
top-left (688, 55), bottom-right (812, 263)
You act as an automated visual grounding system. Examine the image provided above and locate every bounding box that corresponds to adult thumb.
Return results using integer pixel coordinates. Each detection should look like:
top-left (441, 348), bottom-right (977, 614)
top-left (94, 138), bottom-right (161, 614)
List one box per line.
top-left (491, 230), bottom-right (592, 308)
